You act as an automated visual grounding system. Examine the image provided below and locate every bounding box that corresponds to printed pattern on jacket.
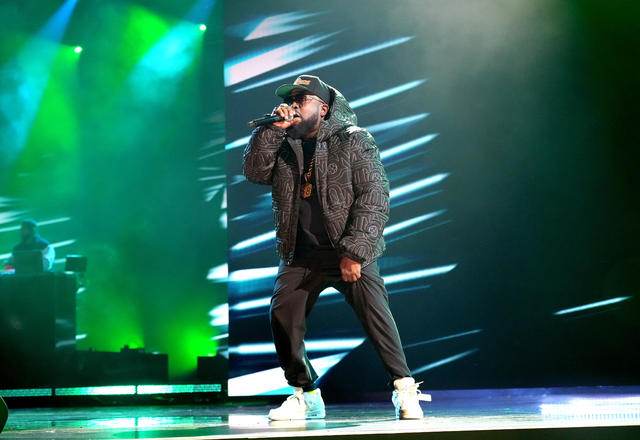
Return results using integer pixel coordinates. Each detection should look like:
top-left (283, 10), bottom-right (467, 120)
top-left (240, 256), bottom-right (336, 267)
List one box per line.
top-left (243, 87), bottom-right (389, 266)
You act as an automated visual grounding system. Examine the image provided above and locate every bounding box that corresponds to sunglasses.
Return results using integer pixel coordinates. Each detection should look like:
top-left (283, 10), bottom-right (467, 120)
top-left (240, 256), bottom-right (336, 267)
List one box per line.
top-left (283, 94), bottom-right (324, 106)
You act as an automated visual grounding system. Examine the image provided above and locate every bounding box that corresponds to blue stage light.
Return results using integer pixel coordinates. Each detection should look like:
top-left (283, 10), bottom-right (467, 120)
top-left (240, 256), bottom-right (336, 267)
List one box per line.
top-left (389, 174), bottom-right (450, 199)
top-left (554, 296), bottom-right (632, 315)
top-left (232, 37), bottom-right (414, 93)
top-left (411, 349), bottom-right (479, 375)
top-left (350, 80), bottom-right (426, 109)
top-left (380, 133), bottom-right (439, 161)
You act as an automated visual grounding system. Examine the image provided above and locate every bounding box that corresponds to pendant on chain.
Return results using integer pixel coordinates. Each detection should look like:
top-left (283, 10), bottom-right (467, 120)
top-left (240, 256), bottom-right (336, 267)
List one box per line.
top-left (301, 183), bottom-right (313, 198)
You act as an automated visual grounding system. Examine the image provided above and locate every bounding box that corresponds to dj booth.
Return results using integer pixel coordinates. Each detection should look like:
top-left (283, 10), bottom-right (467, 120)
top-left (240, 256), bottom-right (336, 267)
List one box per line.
top-left (0, 272), bottom-right (77, 387)
top-left (0, 271), bottom-right (169, 389)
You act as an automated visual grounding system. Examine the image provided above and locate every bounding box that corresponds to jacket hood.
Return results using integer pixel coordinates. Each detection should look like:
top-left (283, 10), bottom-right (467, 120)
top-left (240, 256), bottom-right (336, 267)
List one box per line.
top-left (316, 86), bottom-right (357, 141)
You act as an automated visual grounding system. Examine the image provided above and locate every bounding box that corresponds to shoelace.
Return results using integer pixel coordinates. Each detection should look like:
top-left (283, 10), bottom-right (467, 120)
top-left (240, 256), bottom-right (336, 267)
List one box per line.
top-left (415, 381), bottom-right (431, 402)
top-left (282, 389), bottom-right (305, 408)
top-left (397, 381), bottom-right (431, 402)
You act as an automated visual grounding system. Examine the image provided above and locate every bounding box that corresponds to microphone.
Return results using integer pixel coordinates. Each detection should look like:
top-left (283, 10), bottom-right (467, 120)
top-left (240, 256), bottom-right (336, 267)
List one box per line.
top-left (247, 114), bottom-right (284, 128)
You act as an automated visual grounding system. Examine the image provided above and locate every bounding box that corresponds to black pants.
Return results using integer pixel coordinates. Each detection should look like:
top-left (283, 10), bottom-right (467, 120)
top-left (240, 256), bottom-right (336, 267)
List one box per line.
top-left (269, 250), bottom-right (411, 389)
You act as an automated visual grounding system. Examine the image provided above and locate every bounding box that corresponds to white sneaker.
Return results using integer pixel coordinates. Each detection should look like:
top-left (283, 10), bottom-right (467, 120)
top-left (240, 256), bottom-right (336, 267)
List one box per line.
top-left (268, 387), bottom-right (326, 421)
top-left (392, 377), bottom-right (431, 420)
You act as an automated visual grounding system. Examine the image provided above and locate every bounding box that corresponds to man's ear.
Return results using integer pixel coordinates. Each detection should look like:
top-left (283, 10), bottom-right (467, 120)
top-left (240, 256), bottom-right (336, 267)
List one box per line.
top-left (321, 103), bottom-right (329, 119)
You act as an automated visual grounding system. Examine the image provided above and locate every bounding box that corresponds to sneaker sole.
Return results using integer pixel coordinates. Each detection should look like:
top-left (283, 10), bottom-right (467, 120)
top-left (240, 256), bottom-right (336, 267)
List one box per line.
top-left (269, 410), bottom-right (326, 421)
top-left (269, 414), bottom-right (325, 422)
top-left (398, 414), bottom-right (423, 420)
top-left (397, 410), bottom-right (424, 420)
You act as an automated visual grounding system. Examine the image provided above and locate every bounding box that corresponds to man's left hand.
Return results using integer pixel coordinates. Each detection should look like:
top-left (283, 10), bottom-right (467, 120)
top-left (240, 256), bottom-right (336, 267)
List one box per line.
top-left (340, 257), bottom-right (361, 282)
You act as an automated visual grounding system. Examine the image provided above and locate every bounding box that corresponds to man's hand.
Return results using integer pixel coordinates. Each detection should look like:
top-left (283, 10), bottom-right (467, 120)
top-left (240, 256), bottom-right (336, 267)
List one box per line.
top-left (340, 257), bottom-right (361, 282)
top-left (271, 103), bottom-right (298, 130)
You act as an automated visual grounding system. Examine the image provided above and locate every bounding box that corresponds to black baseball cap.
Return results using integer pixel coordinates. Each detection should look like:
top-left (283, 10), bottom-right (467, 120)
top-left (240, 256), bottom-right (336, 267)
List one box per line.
top-left (275, 75), bottom-right (331, 104)
top-left (22, 219), bottom-right (37, 230)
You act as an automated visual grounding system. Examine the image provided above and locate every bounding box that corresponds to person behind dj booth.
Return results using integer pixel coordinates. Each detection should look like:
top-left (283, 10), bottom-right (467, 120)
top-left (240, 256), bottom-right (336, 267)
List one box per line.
top-left (3, 219), bottom-right (55, 272)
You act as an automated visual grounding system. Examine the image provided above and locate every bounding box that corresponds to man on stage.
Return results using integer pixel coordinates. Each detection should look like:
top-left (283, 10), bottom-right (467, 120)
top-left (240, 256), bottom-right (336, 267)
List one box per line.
top-left (243, 75), bottom-right (428, 420)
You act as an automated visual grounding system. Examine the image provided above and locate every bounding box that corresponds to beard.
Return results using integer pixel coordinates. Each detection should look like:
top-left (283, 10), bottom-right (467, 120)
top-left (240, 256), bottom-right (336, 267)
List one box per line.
top-left (286, 109), bottom-right (320, 139)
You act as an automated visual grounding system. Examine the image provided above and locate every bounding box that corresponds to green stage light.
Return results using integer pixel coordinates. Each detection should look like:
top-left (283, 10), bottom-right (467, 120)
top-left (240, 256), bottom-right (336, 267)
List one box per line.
top-left (0, 388), bottom-right (53, 397)
top-left (74, 46), bottom-right (82, 53)
top-left (137, 384), bottom-right (221, 395)
top-left (55, 386), bottom-right (136, 396)
top-left (199, 24), bottom-right (206, 31)
top-left (0, 385), bottom-right (223, 398)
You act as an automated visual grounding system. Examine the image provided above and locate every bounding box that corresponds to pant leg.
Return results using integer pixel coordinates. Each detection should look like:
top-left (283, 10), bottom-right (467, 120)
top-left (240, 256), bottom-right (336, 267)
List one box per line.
top-left (270, 260), bottom-right (327, 389)
top-left (334, 261), bottom-right (411, 380)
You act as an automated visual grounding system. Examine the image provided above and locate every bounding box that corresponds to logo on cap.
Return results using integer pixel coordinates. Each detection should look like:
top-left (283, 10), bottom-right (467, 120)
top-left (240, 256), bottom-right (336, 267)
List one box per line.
top-left (294, 78), bottom-right (311, 85)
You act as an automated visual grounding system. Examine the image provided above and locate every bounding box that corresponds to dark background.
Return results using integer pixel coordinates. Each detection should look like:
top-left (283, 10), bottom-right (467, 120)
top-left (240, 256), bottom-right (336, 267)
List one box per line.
top-left (225, 0), bottom-right (640, 395)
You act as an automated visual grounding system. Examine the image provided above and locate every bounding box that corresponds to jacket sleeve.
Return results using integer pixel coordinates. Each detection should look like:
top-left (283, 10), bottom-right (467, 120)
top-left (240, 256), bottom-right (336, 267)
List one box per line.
top-left (242, 125), bottom-right (286, 185)
top-left (337, 129), bottom-right (390, 263)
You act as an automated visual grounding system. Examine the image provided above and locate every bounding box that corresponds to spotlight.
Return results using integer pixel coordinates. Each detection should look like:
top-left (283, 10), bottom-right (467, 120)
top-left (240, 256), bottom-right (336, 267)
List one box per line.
top-left (74, 46), bottom-right (83, 53)
top-left (199, 24), bottom-right (207, 31)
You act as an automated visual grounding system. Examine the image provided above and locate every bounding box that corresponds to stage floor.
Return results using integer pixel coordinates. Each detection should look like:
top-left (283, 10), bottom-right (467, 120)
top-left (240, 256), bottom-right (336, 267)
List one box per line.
top-left (3, 387), bottom-right (640, 439)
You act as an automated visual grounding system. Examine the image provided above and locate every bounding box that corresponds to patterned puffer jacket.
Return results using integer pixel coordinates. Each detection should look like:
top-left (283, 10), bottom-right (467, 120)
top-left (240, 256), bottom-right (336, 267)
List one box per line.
top-left (243, 86), bottom-right (389, 266)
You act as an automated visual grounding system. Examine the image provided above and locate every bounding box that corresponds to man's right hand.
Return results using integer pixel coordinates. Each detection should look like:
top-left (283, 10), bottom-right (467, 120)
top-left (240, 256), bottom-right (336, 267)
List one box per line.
top-left (271, 103), bottom-right (297, 130)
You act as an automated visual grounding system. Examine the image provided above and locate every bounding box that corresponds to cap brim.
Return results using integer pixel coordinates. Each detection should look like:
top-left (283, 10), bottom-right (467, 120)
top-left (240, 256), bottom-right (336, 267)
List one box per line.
top-left (275, 84), bottom-right (313, 99)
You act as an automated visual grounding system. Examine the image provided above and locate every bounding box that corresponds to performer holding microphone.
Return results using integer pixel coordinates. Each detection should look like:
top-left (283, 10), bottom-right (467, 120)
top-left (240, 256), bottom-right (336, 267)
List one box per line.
top-left (243, 74), bottom-right (429, 420)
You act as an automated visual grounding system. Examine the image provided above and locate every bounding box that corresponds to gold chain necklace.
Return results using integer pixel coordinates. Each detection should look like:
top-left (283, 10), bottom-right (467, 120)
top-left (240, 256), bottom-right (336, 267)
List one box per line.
top-left (301, 153), bottom-right (316, 199)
